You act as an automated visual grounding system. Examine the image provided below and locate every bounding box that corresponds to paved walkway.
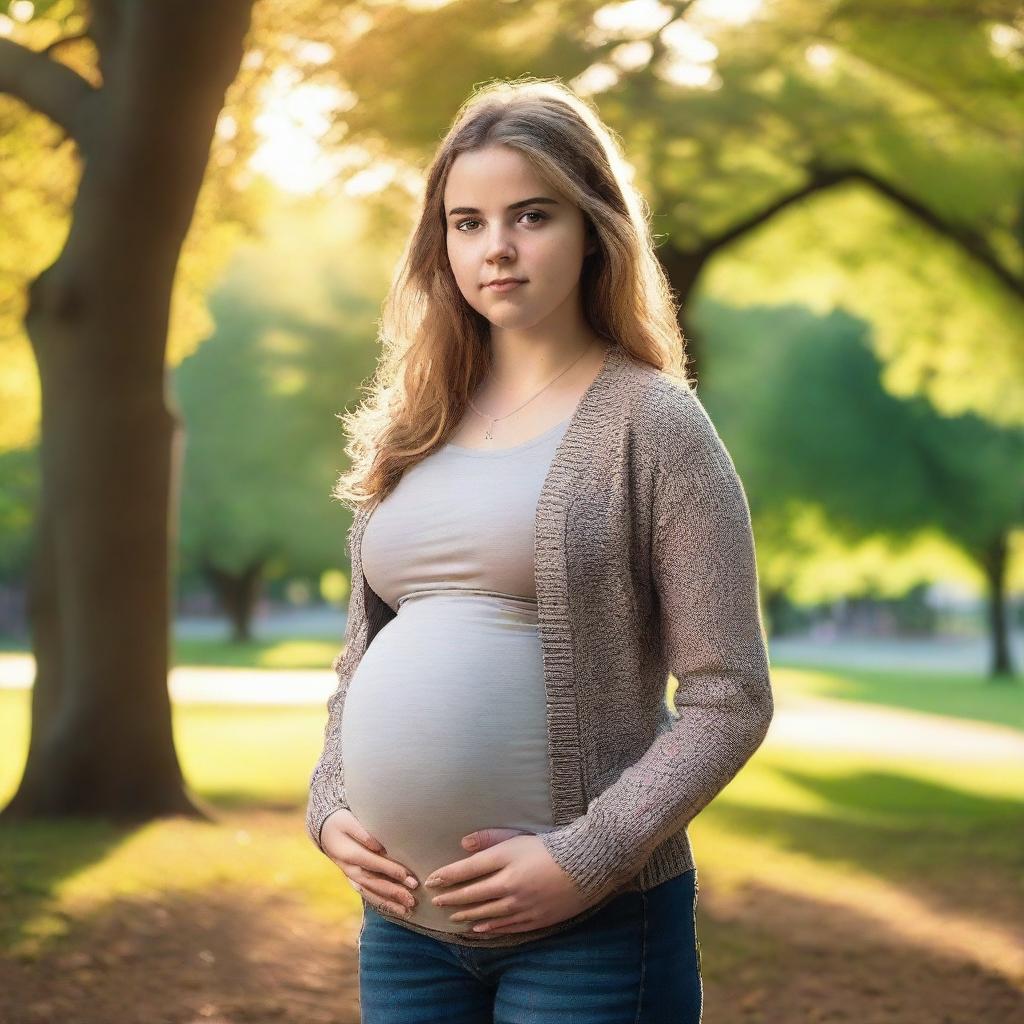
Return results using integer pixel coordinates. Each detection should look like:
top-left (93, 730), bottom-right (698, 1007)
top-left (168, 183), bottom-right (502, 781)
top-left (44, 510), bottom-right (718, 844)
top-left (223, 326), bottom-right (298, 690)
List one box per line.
top-left (768, 689), bottom-right (1024, 763)
top-left (2, 653), bottom-right (1021, 764)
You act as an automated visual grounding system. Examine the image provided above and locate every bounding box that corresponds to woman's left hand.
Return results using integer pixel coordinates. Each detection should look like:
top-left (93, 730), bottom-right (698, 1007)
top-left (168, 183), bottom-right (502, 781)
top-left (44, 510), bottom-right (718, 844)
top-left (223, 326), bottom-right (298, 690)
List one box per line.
top-left (422, 830), bottom-right (596, 935)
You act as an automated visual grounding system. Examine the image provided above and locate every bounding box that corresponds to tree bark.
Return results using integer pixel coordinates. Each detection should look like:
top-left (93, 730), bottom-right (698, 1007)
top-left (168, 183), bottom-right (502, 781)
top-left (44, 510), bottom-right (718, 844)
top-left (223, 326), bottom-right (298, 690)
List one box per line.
top-left (980, 532), bottom-right (1015, 681)
top-left (658, 246), bottom-right (709, 384)
top-left (201, 558), bottom-right (267, 644)
top-left (1, 0), bottom-right (254, 823)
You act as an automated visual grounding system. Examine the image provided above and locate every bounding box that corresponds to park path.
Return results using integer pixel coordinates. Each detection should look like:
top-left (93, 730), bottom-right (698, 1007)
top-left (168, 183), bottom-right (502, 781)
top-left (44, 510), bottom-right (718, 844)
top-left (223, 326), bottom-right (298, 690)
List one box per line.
top-left (1, 652), bottom-right (1021, 763)
top-left (766, 688), bottom-right (1024, 762)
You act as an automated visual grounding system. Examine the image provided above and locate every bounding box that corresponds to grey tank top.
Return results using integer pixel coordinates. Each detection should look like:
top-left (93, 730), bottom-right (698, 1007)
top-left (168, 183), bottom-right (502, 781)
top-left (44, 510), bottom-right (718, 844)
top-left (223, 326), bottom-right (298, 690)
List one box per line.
top-left (341, 415), bottom-right (571, 935)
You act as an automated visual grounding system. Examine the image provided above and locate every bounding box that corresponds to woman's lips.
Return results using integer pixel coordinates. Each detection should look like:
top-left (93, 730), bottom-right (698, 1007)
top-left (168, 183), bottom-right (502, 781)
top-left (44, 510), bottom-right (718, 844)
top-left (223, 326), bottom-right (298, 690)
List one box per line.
top-left (486, 280), bottom-right (525, 292)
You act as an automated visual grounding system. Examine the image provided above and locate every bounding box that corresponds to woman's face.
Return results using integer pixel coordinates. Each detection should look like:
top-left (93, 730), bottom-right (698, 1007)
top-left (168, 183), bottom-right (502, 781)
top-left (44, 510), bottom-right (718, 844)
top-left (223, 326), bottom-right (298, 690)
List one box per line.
top-left (443, 144), bottom-right (594, 332)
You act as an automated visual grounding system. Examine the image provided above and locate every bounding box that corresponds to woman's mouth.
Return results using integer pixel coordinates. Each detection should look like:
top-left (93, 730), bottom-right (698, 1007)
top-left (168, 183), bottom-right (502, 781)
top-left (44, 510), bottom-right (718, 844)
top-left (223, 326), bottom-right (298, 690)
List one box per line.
top-left (486, 279), bottom-right (525, 293)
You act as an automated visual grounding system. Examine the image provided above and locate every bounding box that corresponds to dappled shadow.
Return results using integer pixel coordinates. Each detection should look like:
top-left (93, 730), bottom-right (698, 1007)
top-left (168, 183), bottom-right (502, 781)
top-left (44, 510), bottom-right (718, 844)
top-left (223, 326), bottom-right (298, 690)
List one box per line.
top-left (713, 763), bottom-right (1024, 931)
top-left (0, 858), bottom-right (1019, 1023)
top-left (0, 819), bottom-right (146, 952)
top-left (697, 871), bottom-right (1024, 1022)
top-left (2, 772), bottom-right (1020, 1023)
top-left (0, 795), bottom-right (300, 952)
top-left (0, 883), bottom-right (361, 1024)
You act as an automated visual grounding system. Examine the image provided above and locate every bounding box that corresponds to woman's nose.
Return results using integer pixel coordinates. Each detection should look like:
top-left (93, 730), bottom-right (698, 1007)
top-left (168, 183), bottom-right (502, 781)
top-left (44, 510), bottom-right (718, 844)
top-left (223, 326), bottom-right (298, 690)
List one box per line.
top-left (484, 231), bottom-right (515, 263)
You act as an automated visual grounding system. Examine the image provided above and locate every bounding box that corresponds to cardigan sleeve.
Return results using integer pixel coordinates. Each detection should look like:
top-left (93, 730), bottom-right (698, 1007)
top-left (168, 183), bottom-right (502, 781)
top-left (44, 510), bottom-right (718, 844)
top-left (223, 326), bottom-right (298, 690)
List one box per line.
top-left (304, 521), bottom-right (366, 853)
top-left (537, 393), bottom-right (774, 904)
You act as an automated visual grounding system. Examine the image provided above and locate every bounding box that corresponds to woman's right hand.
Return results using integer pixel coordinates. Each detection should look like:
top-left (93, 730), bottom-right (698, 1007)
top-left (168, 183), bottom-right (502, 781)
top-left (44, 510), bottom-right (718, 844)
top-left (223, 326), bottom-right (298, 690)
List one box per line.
top-left (320, 809), bottom-right (419, 917)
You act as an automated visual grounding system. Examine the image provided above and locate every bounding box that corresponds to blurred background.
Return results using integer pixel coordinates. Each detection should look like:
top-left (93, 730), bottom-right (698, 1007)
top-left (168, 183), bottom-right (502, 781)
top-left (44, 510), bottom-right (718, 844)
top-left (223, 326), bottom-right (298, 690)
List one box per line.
top-left (0, 0), bottom-right (1022, 1021)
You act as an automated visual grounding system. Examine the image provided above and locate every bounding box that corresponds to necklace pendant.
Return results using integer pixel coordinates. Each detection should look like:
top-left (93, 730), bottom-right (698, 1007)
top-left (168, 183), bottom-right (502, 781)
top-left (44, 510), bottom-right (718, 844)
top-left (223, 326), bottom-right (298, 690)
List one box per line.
top-left (484, 426), bottom-right (494, 440)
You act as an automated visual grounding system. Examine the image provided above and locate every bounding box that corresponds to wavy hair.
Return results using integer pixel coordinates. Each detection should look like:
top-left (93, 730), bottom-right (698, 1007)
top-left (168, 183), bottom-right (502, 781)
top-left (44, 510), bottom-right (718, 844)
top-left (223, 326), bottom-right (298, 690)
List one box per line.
top-left (332, 76), bottom-right (689, 509)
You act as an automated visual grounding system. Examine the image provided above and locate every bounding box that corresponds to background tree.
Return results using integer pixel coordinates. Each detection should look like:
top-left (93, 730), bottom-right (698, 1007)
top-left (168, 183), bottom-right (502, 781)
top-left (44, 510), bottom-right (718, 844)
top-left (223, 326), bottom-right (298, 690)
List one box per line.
top-left (0, 0), bottom-right (257, 821)
top-left (697, 299), bottom-right (1024, 678)
top-left (174, 194), bottom-right (391, 640)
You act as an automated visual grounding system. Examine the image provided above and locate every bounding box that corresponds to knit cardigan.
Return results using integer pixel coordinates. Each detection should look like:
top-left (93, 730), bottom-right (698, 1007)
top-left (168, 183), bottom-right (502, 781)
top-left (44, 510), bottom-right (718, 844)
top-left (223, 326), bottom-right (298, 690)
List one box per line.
top-left (306, 343), bottom-right (774, 948)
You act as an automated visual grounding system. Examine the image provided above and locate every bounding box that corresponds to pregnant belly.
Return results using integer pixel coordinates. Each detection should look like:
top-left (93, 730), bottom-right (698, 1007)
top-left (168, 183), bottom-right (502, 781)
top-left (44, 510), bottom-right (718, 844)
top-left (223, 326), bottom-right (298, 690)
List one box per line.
top-left (339, 592), bottom-right (556, 934)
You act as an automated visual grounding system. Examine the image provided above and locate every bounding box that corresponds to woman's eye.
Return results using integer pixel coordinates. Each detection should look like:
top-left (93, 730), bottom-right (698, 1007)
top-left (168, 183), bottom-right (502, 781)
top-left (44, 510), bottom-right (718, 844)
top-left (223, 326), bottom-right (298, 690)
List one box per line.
top-left (455, 211), bottom-right (548, 232)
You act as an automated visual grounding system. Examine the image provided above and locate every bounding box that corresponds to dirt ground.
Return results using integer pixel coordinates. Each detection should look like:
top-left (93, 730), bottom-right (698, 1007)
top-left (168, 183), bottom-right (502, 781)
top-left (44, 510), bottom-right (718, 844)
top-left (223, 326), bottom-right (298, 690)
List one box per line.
top-left (2, 870), bottom-right (1021, 1024)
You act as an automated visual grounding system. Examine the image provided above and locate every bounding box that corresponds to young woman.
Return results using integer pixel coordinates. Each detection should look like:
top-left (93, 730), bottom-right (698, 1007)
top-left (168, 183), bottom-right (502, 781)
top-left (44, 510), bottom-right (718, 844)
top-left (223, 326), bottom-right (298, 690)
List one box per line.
top-left (306, 78), bottom-right (774, 1023)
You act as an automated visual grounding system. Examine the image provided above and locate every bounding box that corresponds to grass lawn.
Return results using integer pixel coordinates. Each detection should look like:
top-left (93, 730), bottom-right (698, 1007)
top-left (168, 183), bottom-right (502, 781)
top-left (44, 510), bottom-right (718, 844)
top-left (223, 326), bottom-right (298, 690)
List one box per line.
top-left (1, 663), bottom-right (1022, 1022)
top-left (172, 636), bottom-right (344, 670)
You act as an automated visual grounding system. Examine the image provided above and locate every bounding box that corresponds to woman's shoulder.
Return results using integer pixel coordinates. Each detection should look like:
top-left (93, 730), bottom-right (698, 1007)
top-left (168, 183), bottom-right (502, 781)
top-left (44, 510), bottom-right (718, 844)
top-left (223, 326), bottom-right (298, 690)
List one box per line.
top-left (617, 356), bottom-right (725, 473)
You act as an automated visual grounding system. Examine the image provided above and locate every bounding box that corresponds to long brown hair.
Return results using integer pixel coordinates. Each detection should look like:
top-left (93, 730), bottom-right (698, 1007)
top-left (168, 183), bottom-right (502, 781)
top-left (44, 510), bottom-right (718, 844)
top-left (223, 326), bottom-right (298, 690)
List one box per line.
top-left (332, 76), bottom-right (690, 509)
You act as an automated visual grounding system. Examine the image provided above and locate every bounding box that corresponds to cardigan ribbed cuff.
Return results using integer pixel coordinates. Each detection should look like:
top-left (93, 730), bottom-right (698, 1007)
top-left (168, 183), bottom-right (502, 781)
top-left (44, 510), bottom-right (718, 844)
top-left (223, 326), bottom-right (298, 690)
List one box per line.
top-left (306, 782), bottom-right (350, 853)
top-left (538, 804), bottom-right (652, 904)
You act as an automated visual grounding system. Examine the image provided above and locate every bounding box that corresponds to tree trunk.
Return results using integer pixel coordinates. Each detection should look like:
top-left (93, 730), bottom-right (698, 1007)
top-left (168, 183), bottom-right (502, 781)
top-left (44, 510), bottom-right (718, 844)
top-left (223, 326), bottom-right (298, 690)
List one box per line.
top-left (2, 0), bottom-right (254, 824)
top-left (980, 532), bottom-right (1015, 682)
top-left (763, 587), bottom-right (788, 639)
top-left (201, 558), bottom-right (267, 644)
top-left (658, 247), bottom-right (709, 384)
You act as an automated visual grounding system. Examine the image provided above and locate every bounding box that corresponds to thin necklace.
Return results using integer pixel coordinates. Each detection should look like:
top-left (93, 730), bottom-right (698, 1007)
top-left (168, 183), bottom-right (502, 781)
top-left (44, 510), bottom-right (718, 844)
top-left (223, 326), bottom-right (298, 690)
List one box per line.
top-left (467, 344), bottom-right (596, 442)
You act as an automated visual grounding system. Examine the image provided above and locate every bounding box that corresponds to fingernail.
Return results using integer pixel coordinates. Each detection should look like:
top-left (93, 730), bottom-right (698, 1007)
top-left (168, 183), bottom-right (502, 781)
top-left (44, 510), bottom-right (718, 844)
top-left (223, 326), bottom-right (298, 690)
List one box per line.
top-left (425, 876), bottom-right (439, 887)
top-left (405, 875), bottom-right (418, 888)
top-left (463, 837), bottom-right (478, 850)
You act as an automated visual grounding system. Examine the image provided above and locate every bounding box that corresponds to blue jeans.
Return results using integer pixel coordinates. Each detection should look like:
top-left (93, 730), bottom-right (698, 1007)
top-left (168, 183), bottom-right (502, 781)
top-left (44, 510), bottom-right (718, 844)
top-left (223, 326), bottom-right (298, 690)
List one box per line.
top-left (358, 868), bottom-right (702, 1023)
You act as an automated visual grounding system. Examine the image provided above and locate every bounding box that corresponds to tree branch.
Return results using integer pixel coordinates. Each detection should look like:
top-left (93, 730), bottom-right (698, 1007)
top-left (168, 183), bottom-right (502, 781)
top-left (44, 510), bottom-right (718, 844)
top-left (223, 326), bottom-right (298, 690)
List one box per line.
top-left (0, 36), bottom-right (96, 142)
top-left (815, 162), bottom-right (1023, 297)
top-left (694, 162), bottom-right (1022, 298)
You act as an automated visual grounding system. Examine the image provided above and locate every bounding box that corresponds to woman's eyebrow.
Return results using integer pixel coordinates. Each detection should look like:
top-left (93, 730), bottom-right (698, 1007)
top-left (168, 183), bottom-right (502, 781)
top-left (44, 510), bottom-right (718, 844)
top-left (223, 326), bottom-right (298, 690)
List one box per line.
top-left (446, 196), bottom-right (560, 217)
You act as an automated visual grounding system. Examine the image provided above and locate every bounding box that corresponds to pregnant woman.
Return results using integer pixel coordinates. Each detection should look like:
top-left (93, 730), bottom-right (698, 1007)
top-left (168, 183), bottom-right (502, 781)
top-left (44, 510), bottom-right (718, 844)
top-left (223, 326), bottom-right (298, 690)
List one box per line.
top-left (305, 78), bottom-right (774, 1023)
